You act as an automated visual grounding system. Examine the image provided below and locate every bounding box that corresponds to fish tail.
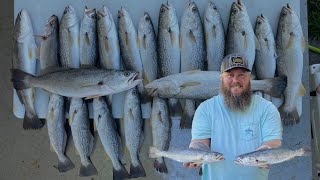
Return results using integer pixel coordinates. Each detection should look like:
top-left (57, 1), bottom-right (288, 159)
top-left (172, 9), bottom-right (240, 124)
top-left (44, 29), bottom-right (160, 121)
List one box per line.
top-left (23, 109), bottom-right (44, 129)
top-left (54, 155), bottom-right (75, 172)
top-left (279, 105), bottom-right (300, 126)
top-left (153, 158), bottom-right (168, 173)
top-left (113, 163), bottom-right (130, 180)
top-left (11, 69), bottom-right (34, 90)
top-left (298, 148), bottom-right (312, 156)
top-left (180, 100), bottom-right (195, 129)
top-left (149, 146), bottom-right (161, 158)
top-left (129, 161), bottom-right (146, 178)
top-left (268, 76), bottom-right (287, 98)
top-left (79, 159), bottom-right (98, 177)
top-left (168, 98), bottom-right (182, 118)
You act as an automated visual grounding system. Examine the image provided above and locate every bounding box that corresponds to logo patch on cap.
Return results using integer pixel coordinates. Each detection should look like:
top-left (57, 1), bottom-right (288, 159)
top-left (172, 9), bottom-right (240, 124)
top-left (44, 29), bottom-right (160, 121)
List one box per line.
top-left (231, 57), bottom-right (244, 65)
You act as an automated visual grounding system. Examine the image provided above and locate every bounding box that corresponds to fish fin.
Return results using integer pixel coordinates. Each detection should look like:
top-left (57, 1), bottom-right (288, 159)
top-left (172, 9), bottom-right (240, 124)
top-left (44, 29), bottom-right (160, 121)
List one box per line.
top-left (50, 144), bottom-right (55, 152)
top-left (154, 158), bottom-right (168, 173)
top-left (93, 117), bottom-right (97, 132)
top-left (211, 25), bottom-right (216, 38)
top-left (149, 146), bottom-right (161, 158)
top-left (104, 36), bottom-right (109, 52)
top-left (68, 29), bottom-right (73, 46)
top-left (79, 159), bottom-right (98, 177)
top-left (286, 32), bottom-right (294, 49)
top-left (298, 148), bottom-right (312, 156)
top-left (263, 76), bottom-right (286, 97)
top-left (179, 32), bottom-right (182, 48)
top-left (255, 35), bottom-right (260, 50)
top-left (113, 163), bottom-right (130, 180)
top-left (169, 28), bottom-right (175, 46)
top-left (54, 155), bottom-right (75, 172)
top-left (189, 30), bottom-right (196, 44)
top-left (301, 36), bottom-right (306, 52)
top-left (184, 70), bottom-right (201, 75)
top-left (39, 67), bottom-right (71, 76)
top-left (168, 98), bottom-right (182, 118)
top-left (68, 109), bottom-right (77, 125)
top-left (85, 32), bottom-right (90, 45)
top-left (180, 81), bottom-right (201, 89)
top-left (298, 84), bottom-right (305, 96)
top-left (129, 161), bottom-right (146, 178)
top-left (142, 70), bottom-right (149, 85)
top-left (75, 148), bottom-right (79, 155)
top-left (28, 47), bottom-right (34, 60)
top-left (278, 105), bottom-right (300, 126)
top-left (157, 111), bottom-right (163, 123)
top-left (273, 51), bottom-right (278, 59)
top-left (129, 109), bottom-right (134, 120)
top-left (47, 107), bottom-right (54, 120)
top-left (11, 69), bottom-right (33, 90)
top-left (141, 34), bottom-right (147, 49)
top-left (23, 107), bottom-right (44, 130)
top-left (85, 95), bottom-right (103, 100)
top-left (180, 100), bottom-right (195, 129)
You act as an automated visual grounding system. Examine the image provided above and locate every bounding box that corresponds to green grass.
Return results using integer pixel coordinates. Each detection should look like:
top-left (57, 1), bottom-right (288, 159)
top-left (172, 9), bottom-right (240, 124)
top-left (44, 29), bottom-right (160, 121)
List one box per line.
top-left (308, 0), bottom-right (320, 40)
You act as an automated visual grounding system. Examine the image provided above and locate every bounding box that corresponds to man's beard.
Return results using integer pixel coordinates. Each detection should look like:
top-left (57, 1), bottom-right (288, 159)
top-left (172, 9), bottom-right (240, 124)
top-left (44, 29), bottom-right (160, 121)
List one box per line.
top-left (220, 81), bottom-right (252, 111)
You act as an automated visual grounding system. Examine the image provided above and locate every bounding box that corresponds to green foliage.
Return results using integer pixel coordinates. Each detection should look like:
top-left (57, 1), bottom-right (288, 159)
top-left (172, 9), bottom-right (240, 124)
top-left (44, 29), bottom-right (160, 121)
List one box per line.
top-left (308, 0), bottom-right (320, 40)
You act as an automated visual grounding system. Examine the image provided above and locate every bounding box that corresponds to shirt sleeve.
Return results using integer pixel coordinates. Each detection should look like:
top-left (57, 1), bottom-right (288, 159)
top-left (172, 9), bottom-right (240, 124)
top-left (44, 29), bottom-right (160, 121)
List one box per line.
top-left (191, 101), bottom-right (212, 140)
top-left (260, 103), bottom-right (283, 142)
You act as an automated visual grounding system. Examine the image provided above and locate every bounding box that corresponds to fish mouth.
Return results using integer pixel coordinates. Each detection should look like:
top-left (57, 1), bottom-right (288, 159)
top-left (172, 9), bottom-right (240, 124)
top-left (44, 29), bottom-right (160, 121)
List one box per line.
top-left (48, 15), bottom-right (58, 24)
top-left (234, 0), bottom-right (244, 11)
top-left (233, 157), bottom-right (243, 164)
top-left (128, 72), bottom-right (141, 84)
top-left (85, 7), bottom-right (96, 18)
top-left (283, 4), bottom-right (293, 13)
top-left (65, 5), bottom-right (75, 14)
top-left (118, 7), bottom-right (125, 17)
top-left (161, 2), bottom-right (171, 10)
top-left (257, 14), bottom-right (266, 22)
top-left (144, 12), bottom-right (150, 19)
top-left (217, 155), bottom-right (225, 161)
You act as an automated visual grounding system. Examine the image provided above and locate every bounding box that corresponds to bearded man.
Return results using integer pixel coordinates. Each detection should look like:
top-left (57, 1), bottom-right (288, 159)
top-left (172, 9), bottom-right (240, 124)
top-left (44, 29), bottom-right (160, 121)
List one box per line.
top-left (184, 54), bottom-right (283, 180)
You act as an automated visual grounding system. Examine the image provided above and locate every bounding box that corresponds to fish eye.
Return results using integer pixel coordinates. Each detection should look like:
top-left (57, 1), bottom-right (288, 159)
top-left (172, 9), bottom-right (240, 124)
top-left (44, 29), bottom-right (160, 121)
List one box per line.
top-left (282, 11), bottom-right (287, 17)
top-left (213, 6), bottom-right (217, 10)
top-left (257, 21), bottom-right (261, 25)
top-left (264, 38), bottom-right (268, 41)
top-left (192, 6), bottom-right (197, 13)
top-left (160, 7), bottom-right (166, 13)
top-left (145, 16), bottom-right (150, 21)
top-left (99, 97), bottom-right (104, 101)
top-left (124, 72), bottom-right (130, 77)
top-left (98, 114), bottom-right (101, 119)
top-left (232, 8), bottom-right (238, 14)
top-left (64, 9), bottom-right (68, 14)
top-left (132, 89), bottom-right (137, 95)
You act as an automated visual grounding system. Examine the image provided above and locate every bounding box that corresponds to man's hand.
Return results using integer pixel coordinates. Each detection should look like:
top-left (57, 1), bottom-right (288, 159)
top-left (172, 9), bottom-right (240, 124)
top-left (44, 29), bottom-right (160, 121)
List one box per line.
top-left (183, 139), bottom-right (210, 169)
top-left (183, 162), bottom-right (202, 169)
top-left (255, 139), bottom-right (282, 169)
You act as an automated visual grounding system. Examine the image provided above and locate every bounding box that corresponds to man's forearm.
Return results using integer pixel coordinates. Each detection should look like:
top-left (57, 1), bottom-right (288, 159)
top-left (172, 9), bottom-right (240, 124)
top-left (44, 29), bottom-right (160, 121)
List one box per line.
top-left (189, 139), bottom-right (211, 150)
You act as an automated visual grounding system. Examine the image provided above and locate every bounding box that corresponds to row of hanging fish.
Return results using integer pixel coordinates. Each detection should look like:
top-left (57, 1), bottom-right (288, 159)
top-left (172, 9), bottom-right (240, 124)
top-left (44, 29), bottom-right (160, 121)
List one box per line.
top-left (12, 0), bottom-right (305, 177)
